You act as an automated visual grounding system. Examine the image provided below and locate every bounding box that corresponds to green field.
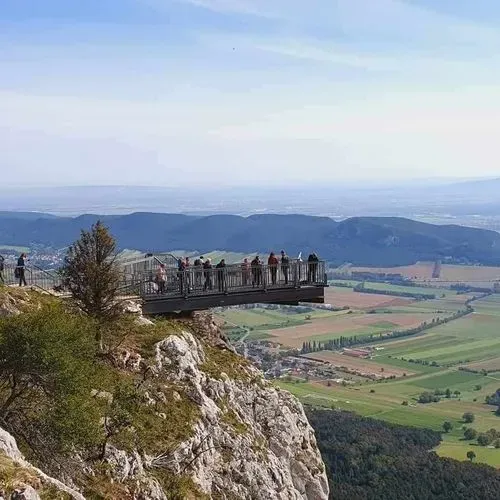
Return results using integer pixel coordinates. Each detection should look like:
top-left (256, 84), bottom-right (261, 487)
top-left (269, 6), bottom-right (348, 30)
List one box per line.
top-left (223, 291), bottom-right (500, 466)
top-left (278, 371), bottom-right (500, 467)
top-left (273, 294), bottom-right (500, 466)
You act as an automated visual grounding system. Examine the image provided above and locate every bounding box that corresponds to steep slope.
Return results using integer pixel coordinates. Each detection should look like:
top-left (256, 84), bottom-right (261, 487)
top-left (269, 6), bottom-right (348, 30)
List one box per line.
top-left (0, 290), bottom-right (328, 499)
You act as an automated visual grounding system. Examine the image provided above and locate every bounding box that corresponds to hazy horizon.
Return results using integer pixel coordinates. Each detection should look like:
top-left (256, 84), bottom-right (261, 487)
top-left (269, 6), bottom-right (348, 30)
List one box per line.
top-left (3, 1), bottom-right (500, 186)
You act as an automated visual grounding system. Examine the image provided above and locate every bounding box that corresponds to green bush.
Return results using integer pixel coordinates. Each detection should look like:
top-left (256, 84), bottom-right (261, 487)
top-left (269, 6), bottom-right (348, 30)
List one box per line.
top-left (0, 303), bottom-right (103, 456)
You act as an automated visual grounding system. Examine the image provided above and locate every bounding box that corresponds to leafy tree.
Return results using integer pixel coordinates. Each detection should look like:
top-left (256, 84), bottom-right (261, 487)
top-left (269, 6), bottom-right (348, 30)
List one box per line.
top-left (61, 221), bottom-right (121, 345)
top-left (463, 428), bottom-right (477, 440)
top-left (445, 388), bottom-right (452, 398)
top-left (466, 450), bottom-right (476, 462)
top-left (462, 412), bottom-right (475, 423)
top-left (0, 304), bottom-right (102, 459)
top-left (477, 433), bottom-right (491, 446)
top-left (442, 421), bottom-right (453, 433)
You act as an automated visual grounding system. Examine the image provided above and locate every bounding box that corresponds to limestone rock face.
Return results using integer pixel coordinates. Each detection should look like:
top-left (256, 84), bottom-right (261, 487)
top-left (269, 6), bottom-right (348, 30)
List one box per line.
top-left (0, 428), bottom-right (85, 500)
top-left (106, 327), bottom-right (329, 499)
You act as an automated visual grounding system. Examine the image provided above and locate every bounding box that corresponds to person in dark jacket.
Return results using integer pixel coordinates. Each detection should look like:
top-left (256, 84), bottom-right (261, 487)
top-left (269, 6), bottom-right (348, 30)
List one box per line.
top-left (280, 250), bottom-right (290, 285)
top-left (251, 256), bottom-right (262, 286)
top-left (203, 258), bottom-right (213, 291)
top-left (16, 253), bottom-right (28, 287)
top-left (177, 257), bottom-right (186, 294)
top-left (216, 259), bottom-right (226, 292)
top-left (307, 252), bottom-right (319, 283)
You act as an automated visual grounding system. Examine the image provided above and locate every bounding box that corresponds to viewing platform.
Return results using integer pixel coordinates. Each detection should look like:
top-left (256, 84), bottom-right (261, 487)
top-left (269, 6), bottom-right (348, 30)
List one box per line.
top-left (0, 257), bottom-right (328, 315)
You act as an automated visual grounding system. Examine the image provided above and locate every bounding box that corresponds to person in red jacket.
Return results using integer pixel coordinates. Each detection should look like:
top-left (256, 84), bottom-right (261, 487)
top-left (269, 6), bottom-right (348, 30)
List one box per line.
top-left (268, 252), bottom-right (279, 285)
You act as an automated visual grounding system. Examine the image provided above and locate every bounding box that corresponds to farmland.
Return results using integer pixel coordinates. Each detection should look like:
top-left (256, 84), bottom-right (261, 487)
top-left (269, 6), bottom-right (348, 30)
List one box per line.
top-left (218, 286), bottom-right (500, 467)
top-left (267, 311), bottom-right (437, 348)
top-left (325, 286), bottom-right (413, 309)
top-left (348, 261), bottom-right (500, 286)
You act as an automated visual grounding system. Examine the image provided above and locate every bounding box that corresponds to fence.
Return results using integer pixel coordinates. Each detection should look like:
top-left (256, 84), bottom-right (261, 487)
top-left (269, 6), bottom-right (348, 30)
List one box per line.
top-left (0, 258), bottom-right (327, 300)
top-left (0, 263), bottom-right (63, 292)
top-left (134, 260), bottom-right (327, 299)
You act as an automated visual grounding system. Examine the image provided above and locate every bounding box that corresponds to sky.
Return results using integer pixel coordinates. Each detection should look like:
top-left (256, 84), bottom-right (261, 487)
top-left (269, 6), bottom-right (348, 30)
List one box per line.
top-left (2, 0), bottom-right (500, 187)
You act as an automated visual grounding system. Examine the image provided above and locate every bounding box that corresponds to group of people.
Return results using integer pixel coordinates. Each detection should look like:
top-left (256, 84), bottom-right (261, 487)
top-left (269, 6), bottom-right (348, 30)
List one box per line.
top-left (153, 250), bottom-right (320, 295)
top-left (0, 253), bottom-right (28, 286)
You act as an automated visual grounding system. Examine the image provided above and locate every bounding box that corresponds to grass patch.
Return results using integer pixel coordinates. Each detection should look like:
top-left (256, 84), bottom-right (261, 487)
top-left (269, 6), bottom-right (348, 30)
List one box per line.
top-left (201, 345), bottom-right (252, 382)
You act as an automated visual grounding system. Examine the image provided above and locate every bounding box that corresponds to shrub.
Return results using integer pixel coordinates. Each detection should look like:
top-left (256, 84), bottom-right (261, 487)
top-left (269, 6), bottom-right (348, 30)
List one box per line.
top-left (442, 421), bottom-right (453, 433)
top-left (0, 303), bottom-right (102, 458)
top-left (463, 428), bottom-right (477, 440)
top-left (462, 412), bottom-right (475, 423)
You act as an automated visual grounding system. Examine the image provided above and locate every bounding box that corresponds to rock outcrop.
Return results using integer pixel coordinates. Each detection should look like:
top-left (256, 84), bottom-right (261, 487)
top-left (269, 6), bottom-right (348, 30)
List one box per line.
top-left (0, 427), bottom-right (85, 500)
top-left (102, 321), bottom-right (329, 499)
top-left (0, 290), bottom-right (328, 499)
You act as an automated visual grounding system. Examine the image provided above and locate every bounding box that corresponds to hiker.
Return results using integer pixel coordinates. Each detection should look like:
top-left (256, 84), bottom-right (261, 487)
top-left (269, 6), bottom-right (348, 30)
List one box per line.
top-left (216, 259), bottom-right (226, 292)
top-left (193, 256), bottom-right (204, 288)
top-left (241, 258), bottom-right (250, 286)
top-left (0, 254), bottom-right (4, 284)
top-left (268, 252), bottom-right (279, 285)
top-left (307, 252), bottom-right (319, 283)
top-left (155, 264), bottom-right (166, 294)
top-left (185, 257), bottom-right (192, 291)
top-left (280, 250), bottom-right (290, 284)
top-left (177, 257), bottom-right (186, 294)
top-left (203, 258), bottom-right (213, 291)
top-left (16, 253), bottom-right (28, 287)
top-left (251, 256), bottom-right (262, 286)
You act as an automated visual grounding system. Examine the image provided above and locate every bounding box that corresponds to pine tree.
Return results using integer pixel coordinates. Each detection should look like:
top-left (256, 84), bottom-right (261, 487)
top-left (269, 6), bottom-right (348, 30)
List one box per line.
top-left (61, 221), bottom-right (121, 346)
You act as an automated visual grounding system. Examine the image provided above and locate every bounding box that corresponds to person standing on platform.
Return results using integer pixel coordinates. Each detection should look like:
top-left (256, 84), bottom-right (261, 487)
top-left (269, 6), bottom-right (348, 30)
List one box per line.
top-left (307, 252), bottom-right (319, 283)
top-left (241, 258), bottom-right (250, 286)
top-left (178, 257), bottom-right (186, 294)
top-left (194, 256), bottom-right (204, 288)
top-left (280, 250), bottom-right (290, 284)
top-left (268, 252), bottom-right (279, 285)
top-left (155, 264), bottom-right (166, 294)
top-left (251, 256), bottom-right (261, 286)
top-left (216, 259), bottom-right (226, 292)
top-left (0, 254), bottom-right (4, 284)
top-left (203, 258), bottom-right (213, 291)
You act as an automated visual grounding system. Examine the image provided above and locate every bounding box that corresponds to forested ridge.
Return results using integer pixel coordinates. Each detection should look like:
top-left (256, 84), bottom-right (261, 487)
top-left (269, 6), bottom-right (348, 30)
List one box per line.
top-left (2, 211), bottom-right (500, 266)
top-left (307, 408), bottom-right (500, 500)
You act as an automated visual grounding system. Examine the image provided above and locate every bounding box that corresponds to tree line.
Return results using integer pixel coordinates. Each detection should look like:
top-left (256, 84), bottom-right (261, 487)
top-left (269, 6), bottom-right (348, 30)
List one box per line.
top-left (354, 281), bottom-right (436, 299)
top-left (300, 307), bottom-right (473, 355)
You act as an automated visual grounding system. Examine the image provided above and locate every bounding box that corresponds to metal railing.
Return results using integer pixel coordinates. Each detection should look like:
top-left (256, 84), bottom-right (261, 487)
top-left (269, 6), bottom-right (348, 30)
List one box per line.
top-left (134, 260), bottom-right (327, 299)
top-left (0, 258), bottom-right (327, 301)
top-left (0, 263), bottom-right (64, 293)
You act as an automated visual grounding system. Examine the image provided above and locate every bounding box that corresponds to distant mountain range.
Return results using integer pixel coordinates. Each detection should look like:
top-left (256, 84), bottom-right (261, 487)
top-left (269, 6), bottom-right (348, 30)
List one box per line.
top-left (1, 211), bottom-right (500, 267)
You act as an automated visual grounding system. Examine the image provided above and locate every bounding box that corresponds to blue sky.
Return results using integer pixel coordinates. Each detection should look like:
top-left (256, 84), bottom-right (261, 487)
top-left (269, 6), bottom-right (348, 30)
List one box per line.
top-left (2, 0), bottom-right (500, 186)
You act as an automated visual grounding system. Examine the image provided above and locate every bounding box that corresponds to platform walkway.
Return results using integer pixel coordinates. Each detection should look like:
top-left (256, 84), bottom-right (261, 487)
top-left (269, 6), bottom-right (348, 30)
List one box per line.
top-left (0, 258), bottom-right (328, 314)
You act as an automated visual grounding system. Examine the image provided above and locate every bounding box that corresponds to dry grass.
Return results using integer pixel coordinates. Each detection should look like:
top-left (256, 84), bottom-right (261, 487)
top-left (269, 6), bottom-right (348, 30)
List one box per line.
top-left (268, 313), bottom-right (434, 348)
top-left (349, 261), bottom-right (500, 285)
top-left (325, 288), bottom-right (413, 309)
top-left (302, 351), bottom-right (415, 378)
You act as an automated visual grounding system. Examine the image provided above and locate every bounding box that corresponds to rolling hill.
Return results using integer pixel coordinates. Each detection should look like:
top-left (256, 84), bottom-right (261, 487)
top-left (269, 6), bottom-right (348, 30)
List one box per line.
top-left (1, 212), bottom-right (500, 266)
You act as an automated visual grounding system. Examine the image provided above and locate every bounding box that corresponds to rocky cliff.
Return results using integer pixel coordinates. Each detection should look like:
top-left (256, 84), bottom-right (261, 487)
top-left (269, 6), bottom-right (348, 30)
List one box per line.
top-left (0, 289), bottom-right (328, 499)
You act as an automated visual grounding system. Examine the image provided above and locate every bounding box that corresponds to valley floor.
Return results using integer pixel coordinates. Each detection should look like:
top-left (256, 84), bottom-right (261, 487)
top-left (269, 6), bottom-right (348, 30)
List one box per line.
top-left (218, 285), bottom-right (500, 467)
